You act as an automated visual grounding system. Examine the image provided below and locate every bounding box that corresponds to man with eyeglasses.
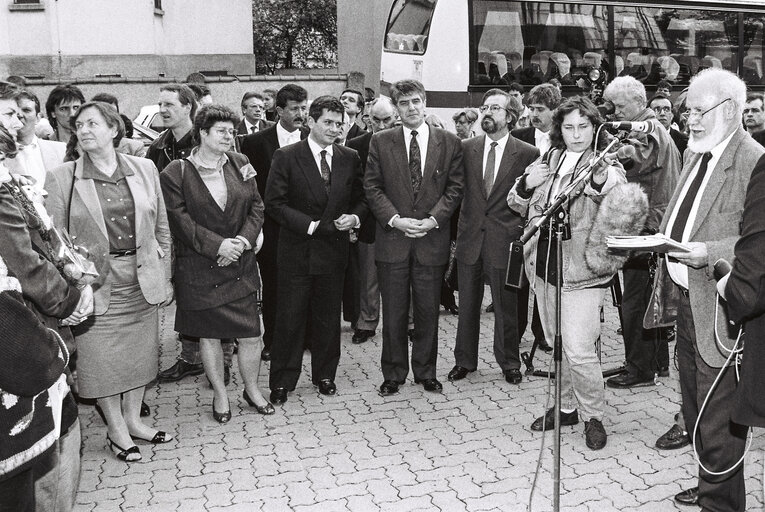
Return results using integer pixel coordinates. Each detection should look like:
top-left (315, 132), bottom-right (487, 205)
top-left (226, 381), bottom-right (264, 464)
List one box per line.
top-left (647, 68), bottom-right (765, 510)
top-left (649, 94), bottom-right (688, 156)
top-left (364, 79), bottom-right (464, 396)
top-left (602, 77), bottom-right (680, 390)
top-left (240, 84), bottom-right (309, 363)
top-left (448, 89), bottom-right (538, 386)
top-left (237, 92), bottom-right (274, 136)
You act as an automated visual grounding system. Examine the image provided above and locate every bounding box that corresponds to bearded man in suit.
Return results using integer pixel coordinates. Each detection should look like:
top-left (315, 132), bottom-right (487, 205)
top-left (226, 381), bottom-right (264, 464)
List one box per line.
top-left (647, 68), bottom-right (765, 511)
top-left (364, 79), bottom-right (464, 396)
top-left (449, 89), bottom-right (538, 384)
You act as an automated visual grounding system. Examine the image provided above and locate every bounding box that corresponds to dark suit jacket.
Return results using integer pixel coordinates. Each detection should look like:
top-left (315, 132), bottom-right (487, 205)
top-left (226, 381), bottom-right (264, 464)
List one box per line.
top-left (265, 140), bottom-right (366, 275)
top-left (511, 126), bottom-right (535, 146)
top-left (670, 127), bottom-right (689, 157)
top-left (364, 126), bottom-right (464, 266)
top-left (160, 152), bottom-right (264, 311)
top-left (236, 118), bottom-right (274, 136)
top-left (456, 135), bottom-right (539, 269)
top-left (752, 130), bottom-right (765, 148)
top-left (239, 124), bottom-right (309, 263)
top-left (647, 127), bottom-right (765, 368)
top-left (724, 154), bottom-right (765, 426)
top-left (347, 123), bottom-right (366, 141)
top-left (346, 131), bottom-right (375, 243)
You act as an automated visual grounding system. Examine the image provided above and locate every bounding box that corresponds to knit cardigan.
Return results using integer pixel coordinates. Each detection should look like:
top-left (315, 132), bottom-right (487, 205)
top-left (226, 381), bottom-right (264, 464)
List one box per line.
top-left (0, 255), bottom-right (68, 481)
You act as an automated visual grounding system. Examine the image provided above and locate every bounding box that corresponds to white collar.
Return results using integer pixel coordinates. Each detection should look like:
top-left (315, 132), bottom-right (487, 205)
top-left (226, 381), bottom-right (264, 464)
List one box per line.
top-left (403, 122), bottom-right (428, 139)
top-left (307, 136), bottom-right (333, 158)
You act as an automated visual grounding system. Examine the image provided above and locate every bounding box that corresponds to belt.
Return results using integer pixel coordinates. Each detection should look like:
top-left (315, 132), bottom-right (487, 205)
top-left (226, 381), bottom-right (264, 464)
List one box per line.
top-left (109, 248), bottom-right (138, 257)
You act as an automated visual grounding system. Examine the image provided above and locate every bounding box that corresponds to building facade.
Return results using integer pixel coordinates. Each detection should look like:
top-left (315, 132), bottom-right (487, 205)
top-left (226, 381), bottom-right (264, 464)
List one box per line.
top-left (0, 0), bottom-right (255, 80)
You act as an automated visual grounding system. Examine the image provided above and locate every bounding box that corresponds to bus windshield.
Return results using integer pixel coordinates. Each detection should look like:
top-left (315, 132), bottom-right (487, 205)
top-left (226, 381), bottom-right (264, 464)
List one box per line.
top-left (385, 0), bottom-right (438, 54)
top-left (471, 1), bottom-right (765, 88)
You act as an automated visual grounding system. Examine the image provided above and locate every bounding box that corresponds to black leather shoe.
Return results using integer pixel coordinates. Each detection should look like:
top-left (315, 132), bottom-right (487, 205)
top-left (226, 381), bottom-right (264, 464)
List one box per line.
top-left (606, 372), bottom-right (655, 389)
top-left (485, 302), bottom-right (495, 313)
top-left (317, 379), bottom-right (337, 396)
top-left (140, 401), bottom-right (150, 417)
top-left (584, 418), bottom-right (607, 450)
top-left (379, 380), bottom-right (400, 396)
top-left (655, 424), bottom-right (690, 450)
top-left (352, 329), bottom-right (375, 344)
top-left (442, 302), bottom-right (459, 315)
top-left (270, 387), bottom-right (288, 405)
top-left (536, 338), bottom-right (553, 353)
top-left (415, 378), bottom-right (443, 392)
top-left (261, 348), bottom-right (271, 361)
top-left (504, 368), bottom-right (523, 384)
top-left (674, 487), bottom-right (699, 506)
top-left (531, 407), bottom-right (579, 431)
top-left (157, 360), bottom-right (204, 383)
top-left (447, 365), bottom-right (473, 381)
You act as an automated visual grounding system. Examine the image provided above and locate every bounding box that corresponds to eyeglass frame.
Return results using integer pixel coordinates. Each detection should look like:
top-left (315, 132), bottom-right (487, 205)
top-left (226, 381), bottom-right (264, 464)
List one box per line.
top-left (478, 104), bottom-right (509, 114)
top-left (683, 97), bottom-right (731, 122)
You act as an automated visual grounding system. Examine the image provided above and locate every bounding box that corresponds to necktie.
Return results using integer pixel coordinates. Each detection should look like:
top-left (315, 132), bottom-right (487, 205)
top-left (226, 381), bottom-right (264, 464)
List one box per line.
top-left (250, 126), bottom-right (257, 134)
top-left (484, 141), bottom-right (498, 196)
top-left (409, 130), bottom-right (422, 196)
top-left (670, 152), bottom-right (713, 242)
top-left (320, 150), bottom-right (331, 193)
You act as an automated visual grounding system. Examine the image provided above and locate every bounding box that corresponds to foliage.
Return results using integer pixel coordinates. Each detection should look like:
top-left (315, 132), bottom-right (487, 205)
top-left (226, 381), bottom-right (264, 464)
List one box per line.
top-left (252, 0), bottom-right (338, 74)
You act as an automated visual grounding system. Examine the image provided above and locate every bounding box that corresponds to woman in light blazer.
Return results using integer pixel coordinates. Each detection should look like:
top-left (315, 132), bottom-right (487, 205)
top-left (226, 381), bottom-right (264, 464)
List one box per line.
top-left (45, 101), bottom-right (174, 462)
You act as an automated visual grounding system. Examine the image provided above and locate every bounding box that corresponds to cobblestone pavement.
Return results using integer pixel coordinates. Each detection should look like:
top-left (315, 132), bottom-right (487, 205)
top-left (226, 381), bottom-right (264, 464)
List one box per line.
top-left (73, 290), bottom-right (764, 512)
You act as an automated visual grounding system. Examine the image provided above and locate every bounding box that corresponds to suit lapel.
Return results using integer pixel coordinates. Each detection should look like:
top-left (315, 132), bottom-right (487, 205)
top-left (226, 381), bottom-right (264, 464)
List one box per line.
top-left (122, 157), bottom-right (148, 243)
top-left (73, 157), bottom-right (108, 239)
top-left (661, 152), bottom-right (701, 232)
top-left (690, 129), bottom-right (744, 238)
top-left (297, 140), bottom-right (328, 205)
top-left (422, 128), bottom-right (441, 184)
top-left (471, 136), bottom-right (488, 201)
top-left (393, 128), bottom-right (415, 202)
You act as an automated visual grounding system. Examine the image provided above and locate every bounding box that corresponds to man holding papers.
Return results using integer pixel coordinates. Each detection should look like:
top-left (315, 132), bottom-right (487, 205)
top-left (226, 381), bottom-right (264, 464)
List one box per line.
top-left (646, 68), bottom-right (765, 511)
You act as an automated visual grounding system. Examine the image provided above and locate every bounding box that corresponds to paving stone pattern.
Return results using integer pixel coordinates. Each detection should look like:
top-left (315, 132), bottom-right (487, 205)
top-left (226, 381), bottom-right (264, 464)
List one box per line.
top-left (73, 291), bottom-right (765, 511)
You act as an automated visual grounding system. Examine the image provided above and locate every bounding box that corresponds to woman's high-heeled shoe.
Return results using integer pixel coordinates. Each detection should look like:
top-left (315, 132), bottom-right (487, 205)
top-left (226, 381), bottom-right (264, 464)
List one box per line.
top-left (212, 397), bottom-right (231, 423)
top-left (130, 431), bottom-right (174, 444)
top-left (243, 389), bottom-right (275, 415)
top-left (106, 435), bottom-right (142, 462)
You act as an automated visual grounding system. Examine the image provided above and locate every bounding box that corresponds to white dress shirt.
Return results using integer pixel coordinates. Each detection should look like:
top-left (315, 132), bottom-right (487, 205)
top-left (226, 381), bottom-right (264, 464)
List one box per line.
top-left (305, 137), bottom-right (359, 235)
top-left (664, 130), bottom-right (736, 289)
top-left (483, 132), bottom-right (509, 181)
top-left (402, 122), bottom-right (429, 170)
top-left (534, 128), bottom-right (552, 156)
top-left (244, 118), bottom-right (259, 133)
top-left (276, 122), bottom-right (301, 148)
top-left (14, 136), bottom-right (47, 186)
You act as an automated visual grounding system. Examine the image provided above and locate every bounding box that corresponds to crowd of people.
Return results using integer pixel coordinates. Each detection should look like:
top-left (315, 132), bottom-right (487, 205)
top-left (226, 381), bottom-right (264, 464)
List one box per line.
top-left (1, 66), bottom-right (765, 512)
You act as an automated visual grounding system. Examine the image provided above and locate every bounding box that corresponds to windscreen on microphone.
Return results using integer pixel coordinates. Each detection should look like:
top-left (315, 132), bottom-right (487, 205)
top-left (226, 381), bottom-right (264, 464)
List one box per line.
top-left (606, 121), bottom-right (654, 134)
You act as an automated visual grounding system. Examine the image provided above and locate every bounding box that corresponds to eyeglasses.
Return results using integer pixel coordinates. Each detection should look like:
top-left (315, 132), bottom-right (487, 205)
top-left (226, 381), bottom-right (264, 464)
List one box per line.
top-left (652, 106), bottom-right (672, 114)
top-left (685, 98), bottom-right (731, 122)
top-left (479, 104), bottom-right (508, 114)
top-left (211, 127), bottom-right (236, 137)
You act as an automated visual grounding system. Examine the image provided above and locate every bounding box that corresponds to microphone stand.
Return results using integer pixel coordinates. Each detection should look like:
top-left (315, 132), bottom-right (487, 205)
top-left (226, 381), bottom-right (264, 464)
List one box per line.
top-left (518, 137), bottom-right (618, 512)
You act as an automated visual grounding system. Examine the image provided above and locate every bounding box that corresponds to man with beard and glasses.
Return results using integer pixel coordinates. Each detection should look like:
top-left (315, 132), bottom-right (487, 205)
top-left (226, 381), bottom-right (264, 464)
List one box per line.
top-left (448, 89), bottom-right (538, 385)
top-left (240, 84), bottom-right (309, 362)
top-left (646, 68), bottom-right (765, 510)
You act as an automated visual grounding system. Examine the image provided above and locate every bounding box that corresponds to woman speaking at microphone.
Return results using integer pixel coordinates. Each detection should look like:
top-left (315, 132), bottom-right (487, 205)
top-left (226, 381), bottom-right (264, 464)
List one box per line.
top-left (507, 96), bottom-right (640, 451)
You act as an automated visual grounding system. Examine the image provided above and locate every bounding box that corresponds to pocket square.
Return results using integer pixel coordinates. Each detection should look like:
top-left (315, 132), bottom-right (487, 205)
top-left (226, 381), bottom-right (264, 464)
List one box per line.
top-left (239, 163), bottom-right (257, 182)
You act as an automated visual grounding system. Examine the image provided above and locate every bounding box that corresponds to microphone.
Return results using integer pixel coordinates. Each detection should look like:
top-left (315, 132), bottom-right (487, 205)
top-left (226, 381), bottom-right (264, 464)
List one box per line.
top-left (606, 121), bottom-right (654, 134)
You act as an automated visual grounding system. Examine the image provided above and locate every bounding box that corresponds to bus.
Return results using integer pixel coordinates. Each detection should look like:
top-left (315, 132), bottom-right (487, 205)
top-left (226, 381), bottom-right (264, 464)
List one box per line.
top-left (380, 0), bottom-right (765, 130)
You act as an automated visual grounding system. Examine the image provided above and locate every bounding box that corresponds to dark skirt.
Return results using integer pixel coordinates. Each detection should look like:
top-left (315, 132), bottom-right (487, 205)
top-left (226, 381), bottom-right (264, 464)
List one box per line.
top-left (175, 292), bottom-right (260, 339)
